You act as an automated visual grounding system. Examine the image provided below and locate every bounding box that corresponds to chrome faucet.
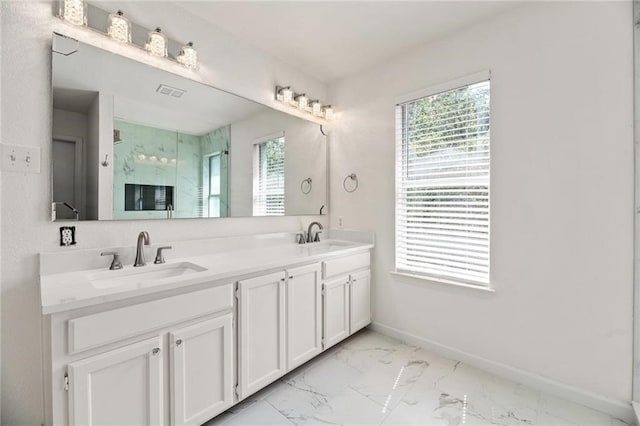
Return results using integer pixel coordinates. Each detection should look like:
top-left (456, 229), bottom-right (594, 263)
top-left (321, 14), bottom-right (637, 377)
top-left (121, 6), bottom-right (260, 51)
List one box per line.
top-left (134, 231), bottom-right (150, 267)
top-left (306, 221), bottom-right (324, 243)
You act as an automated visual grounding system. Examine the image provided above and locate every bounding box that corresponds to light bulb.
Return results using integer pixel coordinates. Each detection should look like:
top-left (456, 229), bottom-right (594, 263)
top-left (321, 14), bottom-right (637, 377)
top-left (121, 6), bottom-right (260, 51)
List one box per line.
top-left (59, 0), bottom-right (87, 26)
top-left (177, 42), bottom-right (198, 70)
top-left (145, 28), bottom-right (168, 57)
top-left (323, 105), bottom-right (334, 120)
top-left (311, 100), bottom-right (322, 116)
top-left (280, 87), bottom-right (293, 104)
top-left (295, 93), bottom-right (308, 110)
top-left (107, 10), bottom-right (131, 43)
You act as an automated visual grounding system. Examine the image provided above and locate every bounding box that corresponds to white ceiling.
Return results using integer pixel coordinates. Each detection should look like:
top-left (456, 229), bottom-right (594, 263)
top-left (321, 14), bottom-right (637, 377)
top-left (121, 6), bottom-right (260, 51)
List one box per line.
top-left (175, 1), bottom-right (519, 83)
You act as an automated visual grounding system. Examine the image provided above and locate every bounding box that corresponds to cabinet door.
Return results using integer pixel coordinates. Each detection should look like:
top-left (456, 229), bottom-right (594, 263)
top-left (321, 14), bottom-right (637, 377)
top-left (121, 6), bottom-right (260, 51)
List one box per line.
top-left (238, 271), bottom-right (286, 399)
top-left (323, 276), bottom-right (351, 349)
top-left (350, 270), bottom-right (371, 334)
top-left (170, 314), bottom-right (234, 426)
top-left (68, 336), bottom-right (164, 426)
top-left (286, 263), bottom-right (322, 370)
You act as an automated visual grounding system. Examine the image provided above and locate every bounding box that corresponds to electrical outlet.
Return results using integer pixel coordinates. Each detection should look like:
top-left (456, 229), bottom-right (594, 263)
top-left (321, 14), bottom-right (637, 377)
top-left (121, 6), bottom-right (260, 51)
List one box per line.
top-left (338, 217), bottom-right (344, 228)
top-left (1, 144), bottom-right (41, 173)
top-left (59, 226), bottom-right (77, 247)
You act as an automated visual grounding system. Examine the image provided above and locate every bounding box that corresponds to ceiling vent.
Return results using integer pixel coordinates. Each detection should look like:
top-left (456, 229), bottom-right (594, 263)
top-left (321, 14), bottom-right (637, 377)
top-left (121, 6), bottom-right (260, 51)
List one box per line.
top-left (156, 84), bottom-right (186, 98)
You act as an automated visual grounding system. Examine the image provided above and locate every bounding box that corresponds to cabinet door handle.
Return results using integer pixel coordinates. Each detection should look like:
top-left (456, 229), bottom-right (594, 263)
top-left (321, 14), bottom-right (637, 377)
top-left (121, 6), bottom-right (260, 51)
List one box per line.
top-left (152, 347), bottom-right (161, 356)
top-left (289, 276), bottom-right (293, 280)
top-left (176, 339), bottom-right (183, 346)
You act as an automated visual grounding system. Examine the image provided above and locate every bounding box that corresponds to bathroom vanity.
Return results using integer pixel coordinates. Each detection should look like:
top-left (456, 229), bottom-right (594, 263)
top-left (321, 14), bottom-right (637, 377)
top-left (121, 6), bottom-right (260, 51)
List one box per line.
top-left (39, 232), bottom-right (373, 425)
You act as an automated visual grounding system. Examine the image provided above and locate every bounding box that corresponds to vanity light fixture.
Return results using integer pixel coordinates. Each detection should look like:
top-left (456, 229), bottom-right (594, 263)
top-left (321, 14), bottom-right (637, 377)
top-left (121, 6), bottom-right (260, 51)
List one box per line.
top-left (59, 0), bottom-right (87, 26)
top-left (176, 42), bottom-right (199, 70)
top-left (294, 93), bottom-right (308, 110)
top-left (275, 86), bottom-right (334, 120)
top-left (107, 10), bottom-right (131, 43)
top-left (145, 27), bottom-right (168, 57)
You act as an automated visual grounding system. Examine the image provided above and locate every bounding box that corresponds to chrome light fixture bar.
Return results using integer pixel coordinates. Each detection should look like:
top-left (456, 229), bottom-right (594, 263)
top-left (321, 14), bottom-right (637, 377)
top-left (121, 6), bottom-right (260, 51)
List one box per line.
top-left (275, 86), bottom-right (334, 120)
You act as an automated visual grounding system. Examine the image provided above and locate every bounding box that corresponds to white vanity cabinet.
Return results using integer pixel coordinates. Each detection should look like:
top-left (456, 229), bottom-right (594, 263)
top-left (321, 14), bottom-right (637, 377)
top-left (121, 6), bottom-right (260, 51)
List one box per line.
top-left (286, 263), bottom-right (323, 369)
top-left (68, 336), bottom-right (165, 425)
top-left (43, 284), bottom-right (235, 426)
top-left (237, 263), bottom-right (323, 399)
top-left (322, 252), bottom-right (372, 349)
top-left (237, 271), bottom-right (287, 399)
top-left (42, 244), bottom-right (373, 426)
top-left (170, 314), bottom-right (234, 426)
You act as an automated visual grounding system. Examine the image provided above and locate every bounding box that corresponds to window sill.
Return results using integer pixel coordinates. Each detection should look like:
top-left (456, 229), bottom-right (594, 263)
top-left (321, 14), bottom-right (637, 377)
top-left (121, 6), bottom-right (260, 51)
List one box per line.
top-left (390, 271), bottom-right (495, 293)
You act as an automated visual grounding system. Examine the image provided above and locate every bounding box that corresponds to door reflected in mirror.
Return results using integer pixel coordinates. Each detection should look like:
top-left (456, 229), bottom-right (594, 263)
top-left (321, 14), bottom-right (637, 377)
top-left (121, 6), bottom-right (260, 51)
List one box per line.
top-left (51, 33), bottom-right (327, 221)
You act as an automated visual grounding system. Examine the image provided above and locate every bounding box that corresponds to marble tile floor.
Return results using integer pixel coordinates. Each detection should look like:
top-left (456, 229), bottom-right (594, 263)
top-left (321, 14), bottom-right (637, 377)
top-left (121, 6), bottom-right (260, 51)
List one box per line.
top-left (204, 329), bottom-right (631, 426)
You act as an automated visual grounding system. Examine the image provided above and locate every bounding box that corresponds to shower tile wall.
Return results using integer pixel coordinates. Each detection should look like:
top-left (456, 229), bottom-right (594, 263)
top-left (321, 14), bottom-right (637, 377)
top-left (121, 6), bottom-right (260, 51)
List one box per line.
top-left (113, 120), bottom-right (230, 220)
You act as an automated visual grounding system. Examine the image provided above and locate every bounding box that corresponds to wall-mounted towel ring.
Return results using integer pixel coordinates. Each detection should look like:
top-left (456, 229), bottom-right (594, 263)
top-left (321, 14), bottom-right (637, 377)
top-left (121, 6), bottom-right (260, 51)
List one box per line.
top-left (343, 173), bottom-right (358, 193)
top-left (301, 177), bottom-right (312, 194)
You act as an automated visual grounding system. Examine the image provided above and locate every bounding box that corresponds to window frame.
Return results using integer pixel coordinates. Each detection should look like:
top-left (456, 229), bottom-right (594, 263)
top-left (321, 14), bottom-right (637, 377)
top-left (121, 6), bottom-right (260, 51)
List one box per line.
top-left (252, 132), bottom-right (285, 216)
top-left (395, 70), bottom-right (492, 289)
top-left (205, 152), bottom-right (222, 218)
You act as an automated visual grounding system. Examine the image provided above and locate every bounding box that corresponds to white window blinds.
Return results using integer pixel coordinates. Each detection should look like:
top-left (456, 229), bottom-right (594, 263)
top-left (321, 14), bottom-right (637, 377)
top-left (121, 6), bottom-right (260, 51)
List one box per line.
top-left (253, 135), bottom-right (285, 216)
top-left (396, 78), bottom-right (490, 286)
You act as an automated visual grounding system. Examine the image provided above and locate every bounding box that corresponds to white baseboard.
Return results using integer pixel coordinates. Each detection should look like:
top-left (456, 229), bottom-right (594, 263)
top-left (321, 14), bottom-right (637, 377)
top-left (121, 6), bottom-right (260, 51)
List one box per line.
top-left (370, 321), bottom-right (635, 424)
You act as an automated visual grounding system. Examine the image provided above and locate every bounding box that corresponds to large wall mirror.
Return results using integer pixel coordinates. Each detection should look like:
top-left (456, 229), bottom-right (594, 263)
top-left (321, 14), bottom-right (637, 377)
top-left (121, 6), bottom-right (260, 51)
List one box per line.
top-left (51, 33), bottom-right (327, 221)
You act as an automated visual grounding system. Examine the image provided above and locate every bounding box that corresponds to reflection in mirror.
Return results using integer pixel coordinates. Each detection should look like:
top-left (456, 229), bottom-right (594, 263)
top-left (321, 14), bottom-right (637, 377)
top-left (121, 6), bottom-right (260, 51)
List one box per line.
top-left (51, 33), bottom-right (327, 221)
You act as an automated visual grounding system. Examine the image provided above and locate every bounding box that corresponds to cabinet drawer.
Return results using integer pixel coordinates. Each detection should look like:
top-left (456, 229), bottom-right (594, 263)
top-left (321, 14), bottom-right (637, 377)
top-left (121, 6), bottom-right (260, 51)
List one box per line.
top-left (68, 284), bottom-right (233, 354)
top-left (323, 252), bottom-right (370, 279)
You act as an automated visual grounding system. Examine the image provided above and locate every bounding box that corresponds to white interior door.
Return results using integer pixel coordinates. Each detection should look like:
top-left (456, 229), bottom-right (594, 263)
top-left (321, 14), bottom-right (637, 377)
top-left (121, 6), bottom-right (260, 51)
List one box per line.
top-left (53, 137), bottom-right (83, 219)
top-left (238, 271), bottom-right (286, 399)
top-left (286, 263), bottom-right (322, 369)
top-left (323, 276), bottom-right (351, 349)
top-left (68, 336), bottom-right (164, 426)
top-left (170, 314), bottom-right (234, 426)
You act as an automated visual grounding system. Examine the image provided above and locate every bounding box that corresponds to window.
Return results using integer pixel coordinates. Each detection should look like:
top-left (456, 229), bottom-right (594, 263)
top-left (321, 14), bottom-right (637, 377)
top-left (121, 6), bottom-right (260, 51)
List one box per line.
top-left (396, 75), bottom-right (490, 286)
top-left (253, 134), bottom-right (285, 216)
top-left (208, 153), bottom-right (221, 217)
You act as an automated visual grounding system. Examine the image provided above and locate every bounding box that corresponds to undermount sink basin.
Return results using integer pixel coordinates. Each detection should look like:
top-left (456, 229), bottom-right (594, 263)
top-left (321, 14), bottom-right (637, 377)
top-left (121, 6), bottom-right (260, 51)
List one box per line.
top-left (306, 240), bottom-right (357, 253)
top-left (89, 262), bottom-right (207, 289)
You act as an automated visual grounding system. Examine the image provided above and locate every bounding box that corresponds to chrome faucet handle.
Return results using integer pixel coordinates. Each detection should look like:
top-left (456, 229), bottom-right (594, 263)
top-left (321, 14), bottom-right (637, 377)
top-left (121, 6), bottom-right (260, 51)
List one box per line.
top-left (313, 230), bottom-right (322, 242)
top-left (296, 233), bottom-right (306, 245)
top-left (101, 251), bottom-right (123, 270)
top-left (154, 246), bottom-right (172, 264)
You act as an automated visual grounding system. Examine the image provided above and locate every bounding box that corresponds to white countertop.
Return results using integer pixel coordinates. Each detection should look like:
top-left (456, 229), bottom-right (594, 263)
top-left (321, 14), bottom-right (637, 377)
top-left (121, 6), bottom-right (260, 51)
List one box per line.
top-left (40, 238), bottom-right (373, 315)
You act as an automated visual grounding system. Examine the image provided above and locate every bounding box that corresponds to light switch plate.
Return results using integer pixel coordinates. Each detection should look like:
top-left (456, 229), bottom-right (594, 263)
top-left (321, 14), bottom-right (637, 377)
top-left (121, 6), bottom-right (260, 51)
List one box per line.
top-left (1, 144), bottom-right (41, 173)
